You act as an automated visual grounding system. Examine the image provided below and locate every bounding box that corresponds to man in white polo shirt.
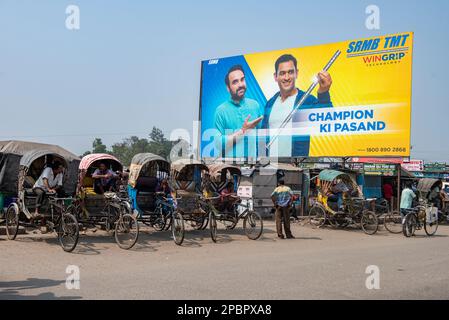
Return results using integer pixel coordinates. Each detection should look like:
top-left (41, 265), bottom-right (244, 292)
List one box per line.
top-left (32, 161), bottom-right (64, 218)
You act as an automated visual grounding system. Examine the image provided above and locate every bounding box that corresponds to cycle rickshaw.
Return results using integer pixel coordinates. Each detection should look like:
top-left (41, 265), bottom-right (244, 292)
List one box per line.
top-left (170, 159), bottom-right (209, 230)
top-left (2, 148), bottom-right (80, 252)
top-left (127, 153), bottom-right (184, 245)
top-left (69, 153), bottom-right (138, 249)
top-left (402, 178), bottom-right (439, 237)
top-left (204, 163), bottom-right (263, 241)
top-left (308, 169), bottom-right (379, 235)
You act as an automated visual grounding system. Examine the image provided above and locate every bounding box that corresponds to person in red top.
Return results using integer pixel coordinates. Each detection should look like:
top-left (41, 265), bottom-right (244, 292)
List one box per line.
top-left (219, 183), bottom-right (237, 212)
top-left (383, 182), bottom-right (393, 210)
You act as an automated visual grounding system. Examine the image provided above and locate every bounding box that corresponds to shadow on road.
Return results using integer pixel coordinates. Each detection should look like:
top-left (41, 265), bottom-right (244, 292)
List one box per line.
top-left (0, 278), bottom-right (81, 300)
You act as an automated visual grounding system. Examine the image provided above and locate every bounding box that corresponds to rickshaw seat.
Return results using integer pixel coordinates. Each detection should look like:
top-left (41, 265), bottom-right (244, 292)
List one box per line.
top-left (25, 188), bottom-right (35, 196)
top-left (135, 176), bottom-right (158, 192)
top-left (83, 177), bottom-right (94, 188)
top-left (24, 176), bottom-right (36, 188)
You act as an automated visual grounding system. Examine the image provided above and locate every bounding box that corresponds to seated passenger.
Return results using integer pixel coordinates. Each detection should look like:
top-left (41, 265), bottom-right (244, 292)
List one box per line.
top-left (32, 161), bottom-right (65, 218)
top-left (219, 182), bottom-right (237, 212)
top-left (156, 179), bottom-right (172, 198)
top-left (92, 162), bottom-right (118, 194)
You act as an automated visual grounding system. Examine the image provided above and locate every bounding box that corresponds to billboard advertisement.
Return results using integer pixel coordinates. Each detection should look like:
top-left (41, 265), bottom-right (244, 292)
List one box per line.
top-left (199, 32), bottom-right (413, 160)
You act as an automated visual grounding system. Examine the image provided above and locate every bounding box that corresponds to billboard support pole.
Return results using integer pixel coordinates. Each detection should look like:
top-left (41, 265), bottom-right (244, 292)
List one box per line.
top-left (397, 164), bottom-right (401, 211)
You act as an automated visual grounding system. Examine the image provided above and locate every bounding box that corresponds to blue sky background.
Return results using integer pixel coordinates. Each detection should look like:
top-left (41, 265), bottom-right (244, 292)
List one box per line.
top-left (0, 0), bottom-right (448, 161)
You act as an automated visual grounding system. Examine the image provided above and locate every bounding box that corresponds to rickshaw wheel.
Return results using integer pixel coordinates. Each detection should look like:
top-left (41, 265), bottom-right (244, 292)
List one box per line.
top-left (171, 211), bottom-right (185, 246)
top-left (209, 211), bottom-right (217, 243)
top-left (384, 211), bottom-right (403, 234)
top-left (328, 211), bottom-right (346, 228)
top-left (58, 213), bottom-right (79, 253)
top-left (163, 216), bottom-right (172, 231)
top-left (5, 203), bottom-right (20, 240)
top-left (308, 205), bottom-right (326, 228)
top-left (153, 206), bottom-right (166, 231)
top-left (424, 219), bottom-right (438, 236)
top-left (361, 210), bottom-right (378, 235)
top-left (115, 213), bottom-right (139, 250)
top-left (243, 211), bottom-right (263, 240)
top-left (190, 216), bottom-right (207, 230)
top-left (223, 218), bottom-right (238, 230)
top-left (403, 213), bottom-right (417, 237)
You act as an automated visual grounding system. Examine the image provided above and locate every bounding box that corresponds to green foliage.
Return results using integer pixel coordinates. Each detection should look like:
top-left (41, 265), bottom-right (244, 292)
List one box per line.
top-left (83, 127), bottom-right (179, 166)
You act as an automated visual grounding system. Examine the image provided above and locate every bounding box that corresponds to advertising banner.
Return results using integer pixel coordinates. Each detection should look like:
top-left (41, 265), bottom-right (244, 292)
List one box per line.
top-left (200, 32), bottom-right (413, 160)
top-left (363, 163), bottom-right (397, 176)
top-left (401, 159), bottom-right (424, 172)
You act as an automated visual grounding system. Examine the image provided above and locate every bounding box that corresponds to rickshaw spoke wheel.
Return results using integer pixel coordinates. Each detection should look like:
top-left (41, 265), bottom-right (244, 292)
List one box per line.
top-left (384, 211), bottom-right (403, 234)
top-left (424, 217), bottom-right (438, 236)
top-left (308, 205), bottom-right (327, 228)
top-left (171, 211), bottom-right (185, 246)
top-left (5, 203), bottom-right (20, 240)
top-left (243, 211), bottom-right (263, 240)
top-left (163, 216), bottom-right (172, 231)
top-left (58, 213), bottom-right (79, 253)
top-left (361, 211), bottom-right (378, 235)
top-left (153, 206), bottom-right (166, 231)
top-left (223, 217), bottom-right (238, 230)
top-left (115, 213), bottom-right (139, 250)
top-left (403, 213), bottom-right (417, 237)
top-left (209, 211), bottom-right (218, 243)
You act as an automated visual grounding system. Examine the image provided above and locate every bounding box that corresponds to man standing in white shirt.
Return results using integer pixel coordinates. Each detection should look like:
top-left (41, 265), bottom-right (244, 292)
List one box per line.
top-left (32, 161), bottom-right (65, 218)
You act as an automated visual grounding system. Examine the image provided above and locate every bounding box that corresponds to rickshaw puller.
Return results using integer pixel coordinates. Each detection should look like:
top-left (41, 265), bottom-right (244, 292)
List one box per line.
top-left (32, 161), bottom-right (65, 218)
top-left (92, 162), bottom-right (118, 194)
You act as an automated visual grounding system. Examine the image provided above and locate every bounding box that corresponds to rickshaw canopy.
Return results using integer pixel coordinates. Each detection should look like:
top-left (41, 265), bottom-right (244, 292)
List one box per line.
top-left (20, 149), bottom-right (68, 168)
top-left (79, 153), bottom-right (122, 171)
top-left (417, 178), bottom-right (440, 193)
top-left (207, 164), bottom-right (241, 183)
top-left (128, 153), bottom-right (170, 188)
top-left (319, 169), bottom-right (349, 182)
top-left (0, 140), bottom-right (80, 194)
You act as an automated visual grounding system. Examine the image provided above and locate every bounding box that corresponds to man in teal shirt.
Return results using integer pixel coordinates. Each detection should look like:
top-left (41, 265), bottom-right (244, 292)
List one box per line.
top-left (214, 65), bottom-right (263, 158)
top-left (400, 182), bottom-right (416, 218)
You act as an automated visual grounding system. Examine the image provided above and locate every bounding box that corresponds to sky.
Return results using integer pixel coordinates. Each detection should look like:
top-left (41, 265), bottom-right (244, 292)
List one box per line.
top-left (0, 0), bottom-right (448, 161)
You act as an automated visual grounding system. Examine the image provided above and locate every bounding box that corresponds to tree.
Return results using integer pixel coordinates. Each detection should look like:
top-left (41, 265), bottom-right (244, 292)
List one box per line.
top-left (92, 138), bottom-right (108, 154)
top-left (148, 127), bottom-right (174, 159)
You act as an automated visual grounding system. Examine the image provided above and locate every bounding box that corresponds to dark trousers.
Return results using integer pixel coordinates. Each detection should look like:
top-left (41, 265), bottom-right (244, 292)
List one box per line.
top-left (94, 178), bottom-right (116, 194)
top-left (275, 206), bottom-right (293, 237)
top-left (33, 187), bottom-right (64, 209)
top-left (33, 187), bottom-right (46, 208)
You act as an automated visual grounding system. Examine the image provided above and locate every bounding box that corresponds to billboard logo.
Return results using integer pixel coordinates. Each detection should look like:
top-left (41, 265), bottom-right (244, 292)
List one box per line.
top-left (208, 59), bottom-right (219, 65)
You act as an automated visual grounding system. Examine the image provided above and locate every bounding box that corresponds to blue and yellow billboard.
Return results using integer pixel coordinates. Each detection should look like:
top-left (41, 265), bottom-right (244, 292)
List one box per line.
top-left (199, 32), bottom-right (413, 159)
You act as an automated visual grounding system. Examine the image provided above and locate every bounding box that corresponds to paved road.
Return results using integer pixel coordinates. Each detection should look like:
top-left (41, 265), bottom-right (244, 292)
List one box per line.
top-left (1, 220), bottom-right (448, 300)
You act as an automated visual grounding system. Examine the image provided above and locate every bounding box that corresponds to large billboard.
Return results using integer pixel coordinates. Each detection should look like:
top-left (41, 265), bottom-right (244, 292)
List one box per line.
top-left (199, 32), bottom-right (413, 160)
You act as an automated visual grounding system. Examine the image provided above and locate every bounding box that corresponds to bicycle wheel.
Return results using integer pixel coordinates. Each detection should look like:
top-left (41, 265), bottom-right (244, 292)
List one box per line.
top-left (328, 211), bottom-right (346, 228)
top-left (209, 210), bottom-right (217, 243)
top-left (58, 213), bottom-right (79, 253)
top-left (115, 213), bottom-right (139, 250)
top-left (171, 211), bottom-right (185, 246)
top-left (153, 206), bottom-right (166, 231)
top-left (403, 213), bottom-right (417, 237)
top-left (223, 218), bottom-right (238, 230)
top-left (424, 217), bottom-right (438, 236)
top-left (309, 205), bottom-right (326, 228)
top-left (243, 211), bottom-right (263, 240)
top-left (163, 215), bottom-right (172, 231)
top-left (190, 215), bottom-right (206, 230)
top-left (5, 203), bottom-right (20, 240)
top-left (384, 211), bottom-right (402, 234)
top-left (361, 211), bottom-right (379, 235)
